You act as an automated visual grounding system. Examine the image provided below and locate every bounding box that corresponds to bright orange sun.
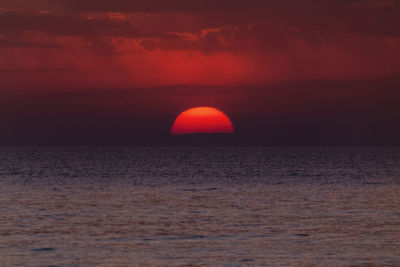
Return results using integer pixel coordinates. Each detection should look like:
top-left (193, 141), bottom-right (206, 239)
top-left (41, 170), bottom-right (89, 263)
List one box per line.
top-left (171, 107), bottom-right (234, 135)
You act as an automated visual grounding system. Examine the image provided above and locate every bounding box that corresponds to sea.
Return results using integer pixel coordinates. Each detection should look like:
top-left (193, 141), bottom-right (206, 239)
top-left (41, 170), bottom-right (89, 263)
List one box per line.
top-left (0, 147), bottom-right (399, 266)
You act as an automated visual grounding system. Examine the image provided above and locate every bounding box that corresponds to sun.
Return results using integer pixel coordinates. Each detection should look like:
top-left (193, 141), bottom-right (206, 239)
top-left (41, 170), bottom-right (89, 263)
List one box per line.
top-left (171, 107), bottom-right (234, 135)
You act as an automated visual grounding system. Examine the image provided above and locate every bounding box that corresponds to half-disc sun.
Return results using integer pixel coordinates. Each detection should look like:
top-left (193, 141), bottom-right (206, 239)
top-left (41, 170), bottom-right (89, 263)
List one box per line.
top-left (171, 107), bottom-right (234, 135)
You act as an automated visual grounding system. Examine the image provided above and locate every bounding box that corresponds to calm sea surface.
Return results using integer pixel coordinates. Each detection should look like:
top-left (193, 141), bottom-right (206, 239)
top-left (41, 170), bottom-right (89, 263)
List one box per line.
top-left (0, 147), bottom-right (399, 266)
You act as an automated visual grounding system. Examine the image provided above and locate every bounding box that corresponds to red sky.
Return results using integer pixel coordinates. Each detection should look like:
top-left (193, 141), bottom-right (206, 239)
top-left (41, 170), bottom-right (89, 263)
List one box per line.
top-left (1, 0), bottom-right (400, 89)
top-left (1, 0), bottom-right (400, 145)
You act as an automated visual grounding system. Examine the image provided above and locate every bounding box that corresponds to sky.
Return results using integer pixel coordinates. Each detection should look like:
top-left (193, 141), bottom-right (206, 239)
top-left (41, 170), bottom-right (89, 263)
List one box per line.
top-left (1, 0), bottom-right (400, 145)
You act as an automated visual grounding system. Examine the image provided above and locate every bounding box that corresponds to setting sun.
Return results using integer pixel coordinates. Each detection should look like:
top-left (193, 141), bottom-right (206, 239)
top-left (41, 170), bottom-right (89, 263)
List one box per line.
top-left (171, 107), bottom-right (234, 135)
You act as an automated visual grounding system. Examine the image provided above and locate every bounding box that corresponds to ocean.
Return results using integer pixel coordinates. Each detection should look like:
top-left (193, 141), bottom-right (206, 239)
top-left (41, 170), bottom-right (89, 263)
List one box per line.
top-left (0, 147), bottom-right (399, 266)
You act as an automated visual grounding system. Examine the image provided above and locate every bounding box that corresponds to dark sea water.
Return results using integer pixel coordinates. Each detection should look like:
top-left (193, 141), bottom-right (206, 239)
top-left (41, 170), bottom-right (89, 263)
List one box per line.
top-left (0, 147), bottom-right (399, 266)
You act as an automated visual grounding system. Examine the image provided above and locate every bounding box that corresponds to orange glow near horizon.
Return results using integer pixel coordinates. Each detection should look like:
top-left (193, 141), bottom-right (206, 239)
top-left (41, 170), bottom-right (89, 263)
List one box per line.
top-left (171, 107), bottom-right (234, 135)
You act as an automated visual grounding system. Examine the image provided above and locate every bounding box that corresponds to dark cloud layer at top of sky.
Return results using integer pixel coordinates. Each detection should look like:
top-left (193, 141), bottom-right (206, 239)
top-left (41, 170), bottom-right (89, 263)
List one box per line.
top-left (53, 0), bottom-right (400, 37)
top-left (0, 10), bottom-right (138, 37)
top-left (54, 0), bottom-right (398, 13)
top-left (1, 0), bottom-right (399, 36)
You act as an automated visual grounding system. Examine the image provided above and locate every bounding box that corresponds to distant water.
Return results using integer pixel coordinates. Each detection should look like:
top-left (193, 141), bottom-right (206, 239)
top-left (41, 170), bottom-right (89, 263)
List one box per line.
top-left (0, 147), bottom-right (399, 266)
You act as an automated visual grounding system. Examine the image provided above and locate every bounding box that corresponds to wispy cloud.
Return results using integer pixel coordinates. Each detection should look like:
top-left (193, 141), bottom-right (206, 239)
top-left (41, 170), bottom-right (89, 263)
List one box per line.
top-left (0, 68), bottom-right (68, 75)
top-left (0, 39), bottom-right (63, 48)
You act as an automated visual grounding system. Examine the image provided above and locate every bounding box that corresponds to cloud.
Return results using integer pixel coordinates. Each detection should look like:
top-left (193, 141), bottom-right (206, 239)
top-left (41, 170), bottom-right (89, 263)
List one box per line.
top-left (2, 1), bottom-right (400, 37)
top-left (1, 1), bottom-right (400, 41)
top-left (0, 68), bottom-right (67, 75)
top-left (49, 0), bottom-right (397, 14)
top-left (0, 39), bottom-right (62, 48)
top-left (0, 1), bottom-right (400, 89)
top-left (0, 10), bottom-right (138, 37)
top-left (0, 0), bottom-right (52, 11)
top-left (146, 24), bottom-right (322, 54)
top-left (44, 0), bottom-right (400, 37)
